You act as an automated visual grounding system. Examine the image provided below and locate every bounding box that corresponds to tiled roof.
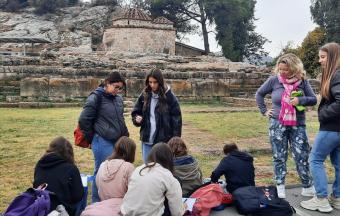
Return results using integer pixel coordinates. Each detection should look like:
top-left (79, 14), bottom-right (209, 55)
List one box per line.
top-left (117, 8), bottom-right (152, 21)
top-left (152, 16), bottom-right (173, 24)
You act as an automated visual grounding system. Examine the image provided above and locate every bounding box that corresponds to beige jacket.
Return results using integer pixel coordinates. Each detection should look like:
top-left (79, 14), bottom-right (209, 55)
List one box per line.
top-left (121, 163), bottom-right (185, 216)
top-left (96, 159), bottom-right (134, 200)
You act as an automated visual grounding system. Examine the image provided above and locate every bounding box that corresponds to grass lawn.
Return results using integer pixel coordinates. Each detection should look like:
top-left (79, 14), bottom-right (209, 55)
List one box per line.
top-left (0, 105), bottom-right (334, 212)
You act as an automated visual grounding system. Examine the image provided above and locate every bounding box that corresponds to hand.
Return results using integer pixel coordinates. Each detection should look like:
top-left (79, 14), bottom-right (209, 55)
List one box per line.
top-left (135, 115), bottom-right (143, 124)
top-left (290, 97), bottom-right (299, 106)
top-left (264, 109), bottom-right (274, 117)
top-left (183, 203), bottom-right (188, 211)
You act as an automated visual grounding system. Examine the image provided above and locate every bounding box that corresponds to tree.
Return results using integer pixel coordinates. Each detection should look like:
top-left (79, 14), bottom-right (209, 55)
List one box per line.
top-left (205, 0), bottom-right (268, 62)
top-left (299, 27), bottom-right (326, 78)
top-left (31, 0), bottom-right (79, 14)
top-left (272, 27), bottom-right (326, 78)
top-left (310, 0), bottom-right (339, 43)
top-left (1, 0), bottom-right (29, 12)
top-left (148, 0), bottom-right (210, 53)
top-left (91, 0), bottom-right (118, 6)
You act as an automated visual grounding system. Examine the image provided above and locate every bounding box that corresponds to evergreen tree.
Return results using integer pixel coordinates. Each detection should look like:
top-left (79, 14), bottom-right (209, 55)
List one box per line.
top-left (310, 0), bottom-right (339, 43)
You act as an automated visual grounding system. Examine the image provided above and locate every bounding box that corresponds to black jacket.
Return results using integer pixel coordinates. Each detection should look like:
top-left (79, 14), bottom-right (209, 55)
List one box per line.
top-left (33, 153), bottom-right (84, 216)
top-left (319, 68), bottom-right (340, 132)
top-left (131, 88), bottom-right (182, 144)
top-left (210, 151), bottom-right (255, 193)
top-left (79, 87), bottom-right (129, 142)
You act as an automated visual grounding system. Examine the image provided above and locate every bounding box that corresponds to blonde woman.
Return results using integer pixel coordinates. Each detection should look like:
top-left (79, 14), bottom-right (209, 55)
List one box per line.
top-left (301, 42), bottom-right (340, 212)
top-left (256, 53), bottom-right (317, 198)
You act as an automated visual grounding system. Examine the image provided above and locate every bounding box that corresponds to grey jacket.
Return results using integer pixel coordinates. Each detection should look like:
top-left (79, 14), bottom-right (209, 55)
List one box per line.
top-left (256, 75), bottom-right (317, 126)
top-left (79, 87), bottom-right (129, 142)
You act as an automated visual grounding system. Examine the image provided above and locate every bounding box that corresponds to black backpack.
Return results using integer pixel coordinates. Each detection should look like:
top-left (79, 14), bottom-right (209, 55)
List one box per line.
top-left (232, 186), bottom-right (295, 216)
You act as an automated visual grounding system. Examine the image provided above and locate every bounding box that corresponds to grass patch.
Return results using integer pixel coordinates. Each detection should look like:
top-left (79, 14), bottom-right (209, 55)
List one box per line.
top-left (0, 105), bottom-right (332, 212)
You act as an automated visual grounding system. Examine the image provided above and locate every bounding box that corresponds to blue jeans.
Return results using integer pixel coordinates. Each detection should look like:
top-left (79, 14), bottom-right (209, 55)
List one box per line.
top-left (310, 131), bottom-right (340, 198)
top-left (91, 134), bottom-right (115, 203)
top-left (142, 142), bottom-right (153, 163)
top-left (269, 118), bottom-right (312, 187)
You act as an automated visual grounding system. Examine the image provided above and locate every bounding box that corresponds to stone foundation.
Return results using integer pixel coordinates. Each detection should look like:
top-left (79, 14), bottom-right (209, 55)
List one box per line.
top-left (0, 53), bottom-right (320, 106)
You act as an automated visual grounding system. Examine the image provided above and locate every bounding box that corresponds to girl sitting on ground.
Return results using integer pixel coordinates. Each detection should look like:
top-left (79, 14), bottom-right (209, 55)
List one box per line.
top-left (81, 136), bottom-right (136, 216)
top-left (210, 143), bottom-right (255, 193)
top-left (121, 142), bottom-right (185, 216)
top-left (168, 137), bottom-right (203, 197)
top-left (33, 136), bottom-right (84, 216)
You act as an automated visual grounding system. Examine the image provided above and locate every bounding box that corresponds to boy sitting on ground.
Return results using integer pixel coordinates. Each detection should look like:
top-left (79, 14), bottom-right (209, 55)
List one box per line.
top-left (210, 143), bottom-right (255, 193)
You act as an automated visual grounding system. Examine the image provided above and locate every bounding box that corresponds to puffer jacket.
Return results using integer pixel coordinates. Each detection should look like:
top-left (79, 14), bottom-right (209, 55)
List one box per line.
top-left (79, 87), bottom-right (129, 142)
top-left (131, 87), bottom-right (182, 144)
top-left (318, 68), bottom-right (340, 132)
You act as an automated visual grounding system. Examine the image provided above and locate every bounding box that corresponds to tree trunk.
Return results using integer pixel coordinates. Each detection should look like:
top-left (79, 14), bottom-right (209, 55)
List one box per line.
top-left (198, 0), bottom-right (210, 54)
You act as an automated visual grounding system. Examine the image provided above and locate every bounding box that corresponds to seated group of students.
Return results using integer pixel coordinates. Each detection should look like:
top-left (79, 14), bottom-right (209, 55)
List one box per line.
top-left (32, 136), bottom-right (255, 216)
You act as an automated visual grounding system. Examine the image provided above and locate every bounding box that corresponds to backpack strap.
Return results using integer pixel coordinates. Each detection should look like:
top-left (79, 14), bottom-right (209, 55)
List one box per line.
top-left (91, 90), bottom-right (103, 119)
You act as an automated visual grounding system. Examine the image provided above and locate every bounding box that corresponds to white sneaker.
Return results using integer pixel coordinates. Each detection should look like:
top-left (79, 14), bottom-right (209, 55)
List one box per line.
top-left (301, 196), bottom-right (333, 212)
top-left (301, 186), bottom-right (316, 197)
top-left (329, 194), bottom-right (340, 210)
top-left (276, 185), bottom-right (286, 199)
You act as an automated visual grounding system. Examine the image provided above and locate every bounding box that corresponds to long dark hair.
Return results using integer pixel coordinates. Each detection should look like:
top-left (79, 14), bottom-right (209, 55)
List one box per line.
top-left (45, 136), bottom-right (75, 164)
top-left (320, 43), bottom-right (340, 100)
top-left (139, 142), bottom-right (174, 175)
top-left (107, 136), bottom-right (136, 163)
top-left (143, 68), bottom-right (168, 112)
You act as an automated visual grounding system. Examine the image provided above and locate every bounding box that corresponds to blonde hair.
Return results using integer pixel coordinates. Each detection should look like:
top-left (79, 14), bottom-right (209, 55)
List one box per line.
top-left (274, 53), bottom-right (306, 80)
top-left (319, 42), bottom-right (340, 100)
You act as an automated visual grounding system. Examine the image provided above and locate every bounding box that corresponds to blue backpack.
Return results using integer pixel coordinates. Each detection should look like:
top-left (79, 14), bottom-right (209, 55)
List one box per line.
top-left (4, 187), bottom-right (50, 216)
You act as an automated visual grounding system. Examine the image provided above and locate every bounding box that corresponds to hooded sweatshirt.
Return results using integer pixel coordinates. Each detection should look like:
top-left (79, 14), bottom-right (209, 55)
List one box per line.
top-left (33, 153), bottom-right (84, 216)
top-left (96, 159), bottom-right (135, 200)
top-left (173, 155), bottom-right (203, 196)
top-left (210, 151), bottom-right (255, 193)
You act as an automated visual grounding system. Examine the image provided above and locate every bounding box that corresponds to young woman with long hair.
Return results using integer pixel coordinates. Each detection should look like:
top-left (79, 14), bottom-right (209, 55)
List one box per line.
top-left (33, 137), bottom-right (84, 215)
top-left (121, 143), bottom-right (185, 216)
top-left (81, 136), bottom-right (136, 216)
top-left (131, 68), bottom-right (182, 162)
top-left (301, 42), bottom-right (340, 213)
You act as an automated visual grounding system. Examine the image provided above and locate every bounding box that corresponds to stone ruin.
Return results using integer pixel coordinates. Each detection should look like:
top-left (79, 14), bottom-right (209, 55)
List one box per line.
top-left (0, 6), bottom-right (320, 108)
top-left (0, 52), bottom-right (288, 108)
top-left (103, 8), bottom-right (176, 55)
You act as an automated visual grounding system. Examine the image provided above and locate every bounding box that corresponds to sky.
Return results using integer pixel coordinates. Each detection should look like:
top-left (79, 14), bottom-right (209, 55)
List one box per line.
top-left (185, 0), bottom-right (317, 57)
top-left (82, 0), bottom-right (317, 57)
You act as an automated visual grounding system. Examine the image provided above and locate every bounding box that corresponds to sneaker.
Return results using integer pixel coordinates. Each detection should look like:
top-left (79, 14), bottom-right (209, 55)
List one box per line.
top-left (301, 186), bottom-right (316, 197)
top-left (300, 196), bottom-right (333, 212)
top-left (277, 185), bottom-right (286, 199)
top-left (329, 194), bottom-right (340, 210)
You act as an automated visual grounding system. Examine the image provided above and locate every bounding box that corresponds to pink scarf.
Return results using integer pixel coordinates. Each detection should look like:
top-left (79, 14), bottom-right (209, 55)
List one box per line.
top-left (278, 75), bottom-right (301, 126)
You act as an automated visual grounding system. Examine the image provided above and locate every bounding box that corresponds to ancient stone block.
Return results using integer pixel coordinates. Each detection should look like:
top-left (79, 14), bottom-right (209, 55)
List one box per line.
top-left (20, 77), bottom-right (49, 97)
top-left (169, 80), bottom-right (192, 96)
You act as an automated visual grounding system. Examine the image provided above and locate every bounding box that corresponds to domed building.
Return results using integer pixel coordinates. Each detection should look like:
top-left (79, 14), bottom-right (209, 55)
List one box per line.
top-left (103, 8), bottom-right (176, 55)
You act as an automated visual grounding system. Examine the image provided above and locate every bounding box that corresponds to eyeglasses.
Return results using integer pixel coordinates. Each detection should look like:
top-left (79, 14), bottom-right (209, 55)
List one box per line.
top-left (110, 84), bottom-right (124, 91)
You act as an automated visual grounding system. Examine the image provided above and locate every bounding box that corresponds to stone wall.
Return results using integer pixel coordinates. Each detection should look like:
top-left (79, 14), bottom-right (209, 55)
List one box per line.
top-left (103, 27), bottom-right (176, 55)
top-left (0, 53), bottom-right (279, 104)
top-left (175, 43), bottom-right (205, 56)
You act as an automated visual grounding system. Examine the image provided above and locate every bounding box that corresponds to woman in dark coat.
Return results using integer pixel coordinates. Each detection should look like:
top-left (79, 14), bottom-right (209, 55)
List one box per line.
top-left (131, 68), bottom-right (182, 162)
top-left (79, 72), bottom-right (129, 202)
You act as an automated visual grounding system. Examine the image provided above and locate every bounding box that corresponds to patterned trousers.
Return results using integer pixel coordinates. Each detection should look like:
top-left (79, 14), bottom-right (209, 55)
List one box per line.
top-left (269, 118), bottom-right (312, 187)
